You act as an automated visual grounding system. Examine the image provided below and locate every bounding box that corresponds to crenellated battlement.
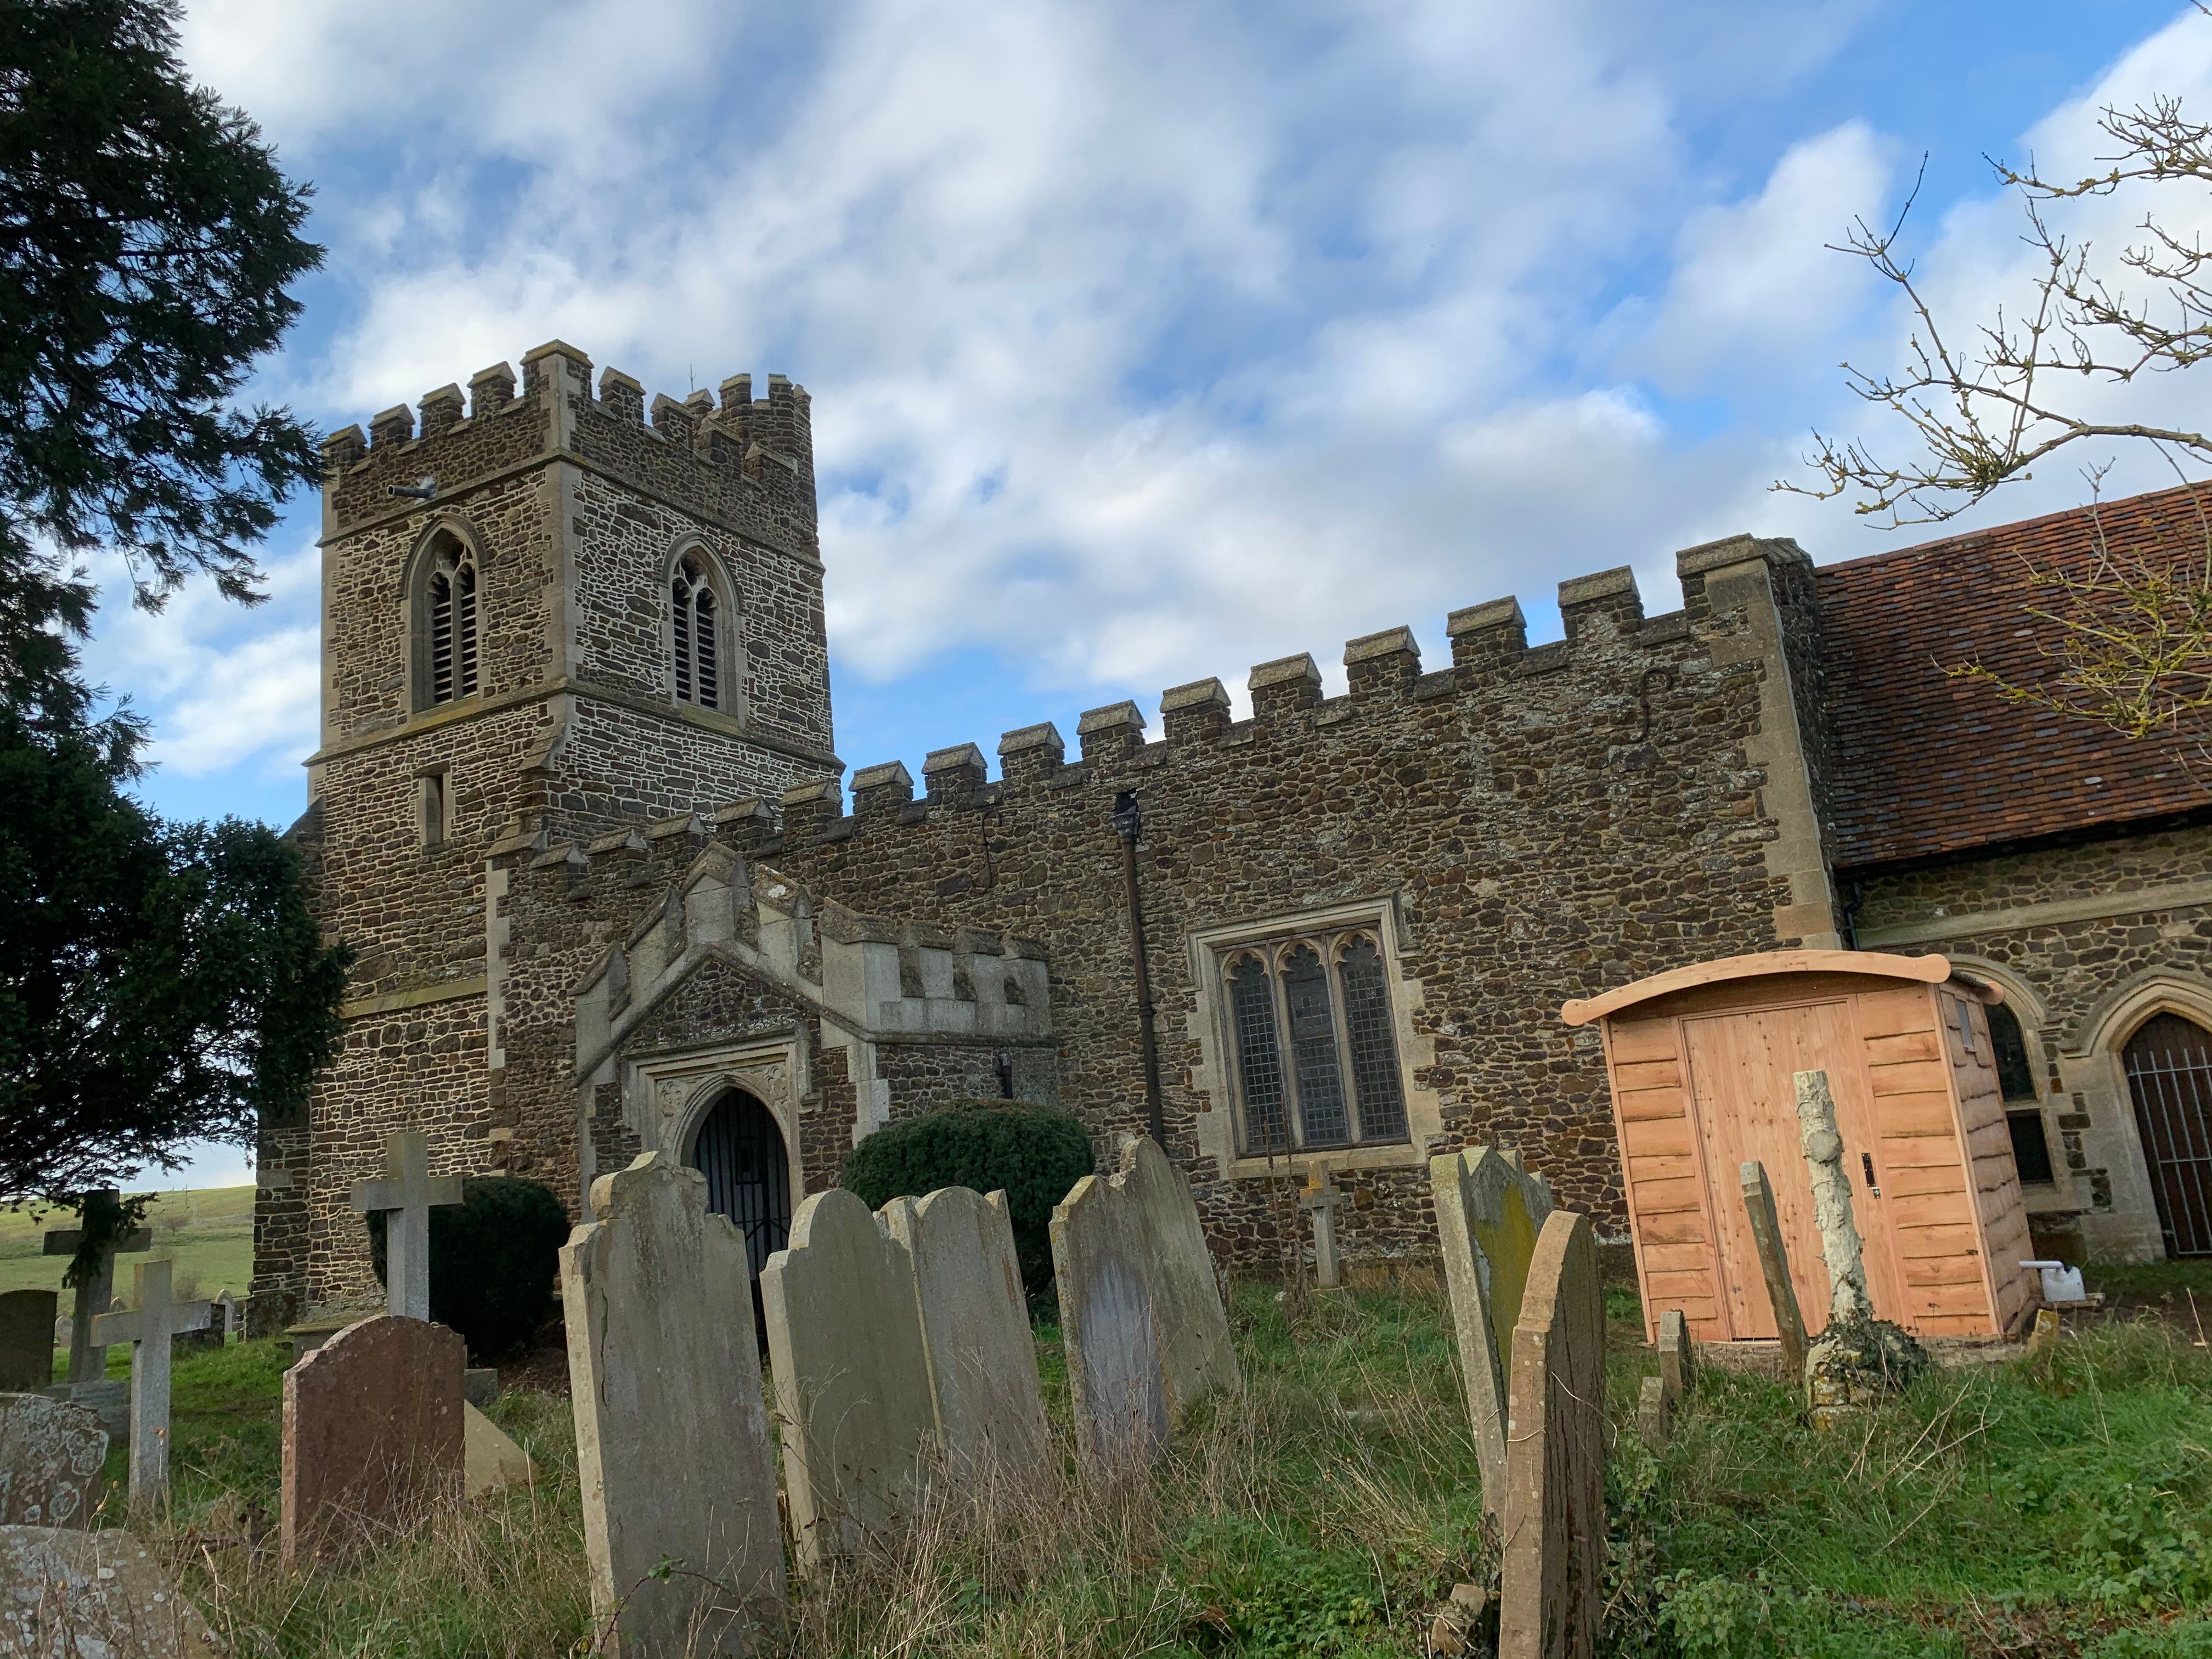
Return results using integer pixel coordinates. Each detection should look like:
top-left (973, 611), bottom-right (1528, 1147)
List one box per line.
top-left (321, 340), bottom-right (819, 554)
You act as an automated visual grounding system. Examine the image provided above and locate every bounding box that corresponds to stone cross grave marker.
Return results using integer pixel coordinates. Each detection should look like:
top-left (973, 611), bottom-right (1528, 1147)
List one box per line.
top-left (1299, 1161), bottom-right (1351, 1290)
top-left (562, 1153), bottom-right (785, 1652)
top-left (1793, 1069), bottom-right (1871, 1323)
top-left (349, 1130), bottom-right (464, 1321)
top-left (1051, 1135), bottom-right (1239, 1470)
top-left (42, 1197), bottom-right (153, 1384)
top-left (1430, 1144), bottom-right (1554, 1519)
top-left (0, 1291), bottom-right (58, 1393)
top-left (1656, 1308), bottom-right (1695, 1406)
top-left (281, 1315), bottom-right (464, 1567)
top-left (763, 1187), bottom-right (937, 1568)
top-left (1738, 1160), bottom-right (1809, 1379)
top-left (0, 1525), bottom-right (219, 1656)
top-left (1498, 1207), bottom-right (1606, 1659)
top-left (89, 1260), bottom-right (210, 1511)
top-left (0, 1395), bottom-right (108, 1527)
top-left (882, 1186), bottom-right (1049, 1482)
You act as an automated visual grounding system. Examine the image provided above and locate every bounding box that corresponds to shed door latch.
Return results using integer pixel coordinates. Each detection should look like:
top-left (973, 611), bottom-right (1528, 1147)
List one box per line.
top-left (1861, 1151), bottom-right (1882, 1198)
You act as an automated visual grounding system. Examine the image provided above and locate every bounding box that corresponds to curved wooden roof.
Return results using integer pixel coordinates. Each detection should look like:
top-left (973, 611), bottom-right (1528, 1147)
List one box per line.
top-left (1559, 949), bottom-right (1961, 1027)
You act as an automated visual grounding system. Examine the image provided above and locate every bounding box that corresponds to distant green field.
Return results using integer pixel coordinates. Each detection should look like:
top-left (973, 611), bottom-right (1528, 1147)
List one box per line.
top-left (0, 1186), bottom-right (255, 1307)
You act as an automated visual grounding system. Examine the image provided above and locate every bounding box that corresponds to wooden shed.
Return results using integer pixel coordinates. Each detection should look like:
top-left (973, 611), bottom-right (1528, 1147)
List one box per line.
top-left (1561, 950), bottom-right (2036, 1344)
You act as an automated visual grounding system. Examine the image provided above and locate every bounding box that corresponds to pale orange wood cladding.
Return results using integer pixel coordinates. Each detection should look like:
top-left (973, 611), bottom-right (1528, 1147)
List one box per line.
top-left (1603, 1014), bottom-right (1725, 1344)
top-left (1595, 967), bottom-right (2023, 1345)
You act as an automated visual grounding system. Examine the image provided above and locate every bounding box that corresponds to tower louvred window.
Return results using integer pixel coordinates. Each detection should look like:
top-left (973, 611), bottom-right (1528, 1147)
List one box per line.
top-left (1219, 921), bottom-right (1413, 1156)
top-left (672, 552), bottom-right (723, 711)
top-left (422, 537), bottom-right (479, 707)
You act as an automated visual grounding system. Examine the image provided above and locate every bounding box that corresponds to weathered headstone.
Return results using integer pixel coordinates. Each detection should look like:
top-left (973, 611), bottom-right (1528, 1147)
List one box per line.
top-left (1051, 1135), bottom-right (1240, 1469)
top-left (0, 1526), bottom-right (216, 1655)
top-left (42, 1199), bottom-right (152, 1384)
top-left (1636, 1374), bottom-right (1672, 1452)
top-left (763, 1187), bottom-right (936, 1567)
top-left (562, 1153), bottom-right (785, 1652)
top-left (462, 1402), bottom-right (532, 1499)
top-left (881, 1186), bottom-right (1049, 1480)
top-left (0, 1294), bottom-right (58, 1393)
top-left (349, 1130), bottom-right (464, 1321)
top-left (90, 1260), bottom-right (210, 1511)
top-left (35, 1382), bottom-right (125, 1444)
top-left (1793, 1071), bottom-right (1870, 1323)
top-left (212, 1289), bottom-right (239, 1343)
top-left (1429, 1144), bottom-right (1555, 1516)
top-left (0, 1397), bottom-right (106, 1527)
top-left (1498, 1209), bottom-right (1606, 1659)
top-left (281, 1315), bottom-right (464, 1567)
top-left (1299, 1161), bottom-right (1351, 1290)
top-left (1656, 1308), bottom-right (1695, 1405)
top-left (1738, 1160), bottom-right (1809, 1379)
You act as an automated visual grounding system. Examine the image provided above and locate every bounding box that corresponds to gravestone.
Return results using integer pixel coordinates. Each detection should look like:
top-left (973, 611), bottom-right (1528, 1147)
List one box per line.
top-left (462, 1402), bottom-right (532, 1499)
top-left (562, 1153), bottom-right (785, 1652)
top-left (881, 1186), bottom-right (1049, 1481)
top-left (212, 1290), bottom-right (239, 1343)
top-left (42, 1200), bottom-right (152, 1384)
top-left (35, 1381), bottom-right (125, 1443)
top-left (1738, 1161), bottom-right (1809, 1379)
top-left (0, 1396), bottom-right (107, 1527)
top-left (1051, 1135), bottom-right (1237, 1471)
top-left (1498, 1209), bottom-right (1606, 1659)
top-left (1299, 1162), bottom-right (1351, 1290)
top-left (1429, 1145), bottom-right (1555, 1516)
top-left (1793, 1071), bottom-right (1870, 1323)
top-left (0, 1526), bottom-right (216, 1656)
top-left (90, 1260), bottom-right (210, 1511)
top-left (0, 1293), bottom-right (58, 1393)
top-left (1636, 1375), bottom-right (1671, 1452)
top-left (349, 1130), bottom-right (464, 1321)
top-left (1656, 1309), bottom-right (1695, 1405)
top-left (762, 1187), bottom-right (936, 1567)
top-left (281, 1315), bottom-right (464, 1566)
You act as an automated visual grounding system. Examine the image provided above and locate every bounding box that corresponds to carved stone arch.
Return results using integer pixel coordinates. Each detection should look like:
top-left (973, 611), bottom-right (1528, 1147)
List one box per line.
top-left (401, 516), bottom-right (488, 712)
top-left (2069, 970), bottom-right (2212, 1059)
top-left (665, 1065), bottom-right (804, 1231)
top-left (664, 535), bottom-right (747, 719)
top-left (1942, 954), bottom-right (2051, 1033)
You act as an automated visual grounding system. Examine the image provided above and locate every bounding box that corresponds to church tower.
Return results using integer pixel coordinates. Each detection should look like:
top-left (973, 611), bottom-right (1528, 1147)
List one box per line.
top-left (253, 341), bottom-right (836, 1325)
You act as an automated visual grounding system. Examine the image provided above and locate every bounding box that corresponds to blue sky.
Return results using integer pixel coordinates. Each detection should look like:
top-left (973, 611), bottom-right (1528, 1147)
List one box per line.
top-left (86, 0), bottom-right (2212, 1183)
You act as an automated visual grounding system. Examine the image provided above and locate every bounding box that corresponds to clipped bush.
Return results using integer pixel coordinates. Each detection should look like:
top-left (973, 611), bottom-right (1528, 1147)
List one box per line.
top-left (368, 1176), bottom-right (571, 1362)
top-left (841, 1099), bottom-right (1096, 1296)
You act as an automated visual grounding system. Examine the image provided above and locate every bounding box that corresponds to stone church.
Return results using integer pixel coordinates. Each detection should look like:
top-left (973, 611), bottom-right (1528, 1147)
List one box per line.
top-left (251, 337), bottom-right (2212, 1328)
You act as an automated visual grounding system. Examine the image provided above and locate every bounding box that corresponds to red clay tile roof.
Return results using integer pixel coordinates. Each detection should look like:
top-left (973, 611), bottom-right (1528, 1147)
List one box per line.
top-left (1818, 481), bottom-right (2212, 869)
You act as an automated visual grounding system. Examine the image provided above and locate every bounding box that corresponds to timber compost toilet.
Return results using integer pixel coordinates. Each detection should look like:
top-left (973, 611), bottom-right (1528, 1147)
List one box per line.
top-left (1562, 950), bottom-right (2036, 1344)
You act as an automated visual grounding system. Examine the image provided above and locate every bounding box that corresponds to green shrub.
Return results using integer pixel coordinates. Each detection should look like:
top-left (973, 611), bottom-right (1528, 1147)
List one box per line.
top-left (368, 1177), bottom-right (571, 1362)
top-left (840, 1099), bottom-right (1096, 1296)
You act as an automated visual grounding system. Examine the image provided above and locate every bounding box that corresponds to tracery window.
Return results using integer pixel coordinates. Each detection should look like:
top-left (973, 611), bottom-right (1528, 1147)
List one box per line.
top-left (672, 551), bottom-right (721, 710)
top-left (420, 534), bottom-right (479, 707)
top-left (1220, 926), bottom-right (1410, 1155)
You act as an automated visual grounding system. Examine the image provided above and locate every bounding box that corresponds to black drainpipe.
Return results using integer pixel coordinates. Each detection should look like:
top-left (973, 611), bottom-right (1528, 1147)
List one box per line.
top-left (1841, 879), bottom-right (1866, 951)
top-left (1112, 791), bottom-right (1167, 1147)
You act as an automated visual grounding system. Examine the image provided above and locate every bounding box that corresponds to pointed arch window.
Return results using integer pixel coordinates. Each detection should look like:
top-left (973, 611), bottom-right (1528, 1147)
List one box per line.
top-left (1218, 923), bottom-right (1412, 1156)
top-left (672, 552), bottom-right (723, 711)
top-left (418, 533), bottom-right (479, 708)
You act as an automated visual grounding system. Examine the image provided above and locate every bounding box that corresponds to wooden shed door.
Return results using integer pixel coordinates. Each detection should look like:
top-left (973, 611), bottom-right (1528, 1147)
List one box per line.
top-left (1682, 1002), bottom-right (1909, 1336)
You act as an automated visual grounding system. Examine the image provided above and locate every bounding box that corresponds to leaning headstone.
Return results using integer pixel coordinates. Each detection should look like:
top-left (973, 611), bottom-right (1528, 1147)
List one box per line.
top-left (763, 1187), bottom-right (936, 1567)
top-left (1738, 1161), bottom-right (1809, 1380)
top-left (1636, 1375), bottom-right (1672, 1452)
top-left (462, 1402), bottom-right (533, 1499)
top-left (562, 1153), bottom-right (785, 1652)
top-left (1052, 1161), bottom-right (1167, 1469)
top-left (0, 1293), bottom-right (58, 1393)
top-left (1656, 1309), bottom-right (1695, 1406)
top-left (1430, 1144), bottom-right (1554, 1516)
top-left (882, 1186), bottom-right (1049, 1480)
top-left (350, 1130), bottom-right (464, 1321)
top-left (1299, 1161), bottom-right (1351, 1290)
top-left (0, 1526), bottom-right (216, 1656)
top-left (1498, 1209), bottom-right (1606, 1659)
top-left (90, 1260), bottom-right (210, 1511)
top-left (281, 1315), bottom-right (464, 1566)
top-left (0, 1397), bottom-right (107, 1527)
top-left (43, 1199), bottom-right (152, 1384)
top-left (1088, 1135), bottom-right (1240, 1422)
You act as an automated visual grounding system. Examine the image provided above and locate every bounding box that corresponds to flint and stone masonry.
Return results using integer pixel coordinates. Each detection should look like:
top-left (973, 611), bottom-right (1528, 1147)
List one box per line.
top-left (256, 345), bottom-right (2211, 1325)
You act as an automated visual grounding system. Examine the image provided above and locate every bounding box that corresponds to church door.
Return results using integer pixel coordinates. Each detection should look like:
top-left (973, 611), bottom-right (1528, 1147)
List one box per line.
top-left (2123, 1014), bottom-right (2212, 1257)
top-left (688, 1089), bottom-right (794, 1282)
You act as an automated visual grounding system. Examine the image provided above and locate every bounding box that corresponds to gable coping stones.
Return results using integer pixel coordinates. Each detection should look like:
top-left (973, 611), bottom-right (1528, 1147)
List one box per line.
top-left (562, 1152), bottom-right (786, 1653)
top-left (761, 1187), bottom-right (937, 1568)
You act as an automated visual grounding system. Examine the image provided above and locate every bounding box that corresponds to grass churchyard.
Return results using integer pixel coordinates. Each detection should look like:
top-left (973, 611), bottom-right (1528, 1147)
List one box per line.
top-left (16, 1193), bottom-right (2210, 1658)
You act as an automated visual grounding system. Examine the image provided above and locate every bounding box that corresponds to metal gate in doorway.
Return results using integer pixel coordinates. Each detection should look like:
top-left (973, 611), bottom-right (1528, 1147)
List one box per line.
top-left (689, 1088), bottom-right (793, 1279)
top-left (2123, 1013), bottom-right (2212, 1257)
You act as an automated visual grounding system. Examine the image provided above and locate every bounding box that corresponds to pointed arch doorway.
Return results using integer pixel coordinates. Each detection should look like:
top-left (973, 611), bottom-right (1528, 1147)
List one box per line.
top-left (2123, 1013), bottom-right (2212, 1257)
top-left (686, 1087), bottom-right (794, 1333)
